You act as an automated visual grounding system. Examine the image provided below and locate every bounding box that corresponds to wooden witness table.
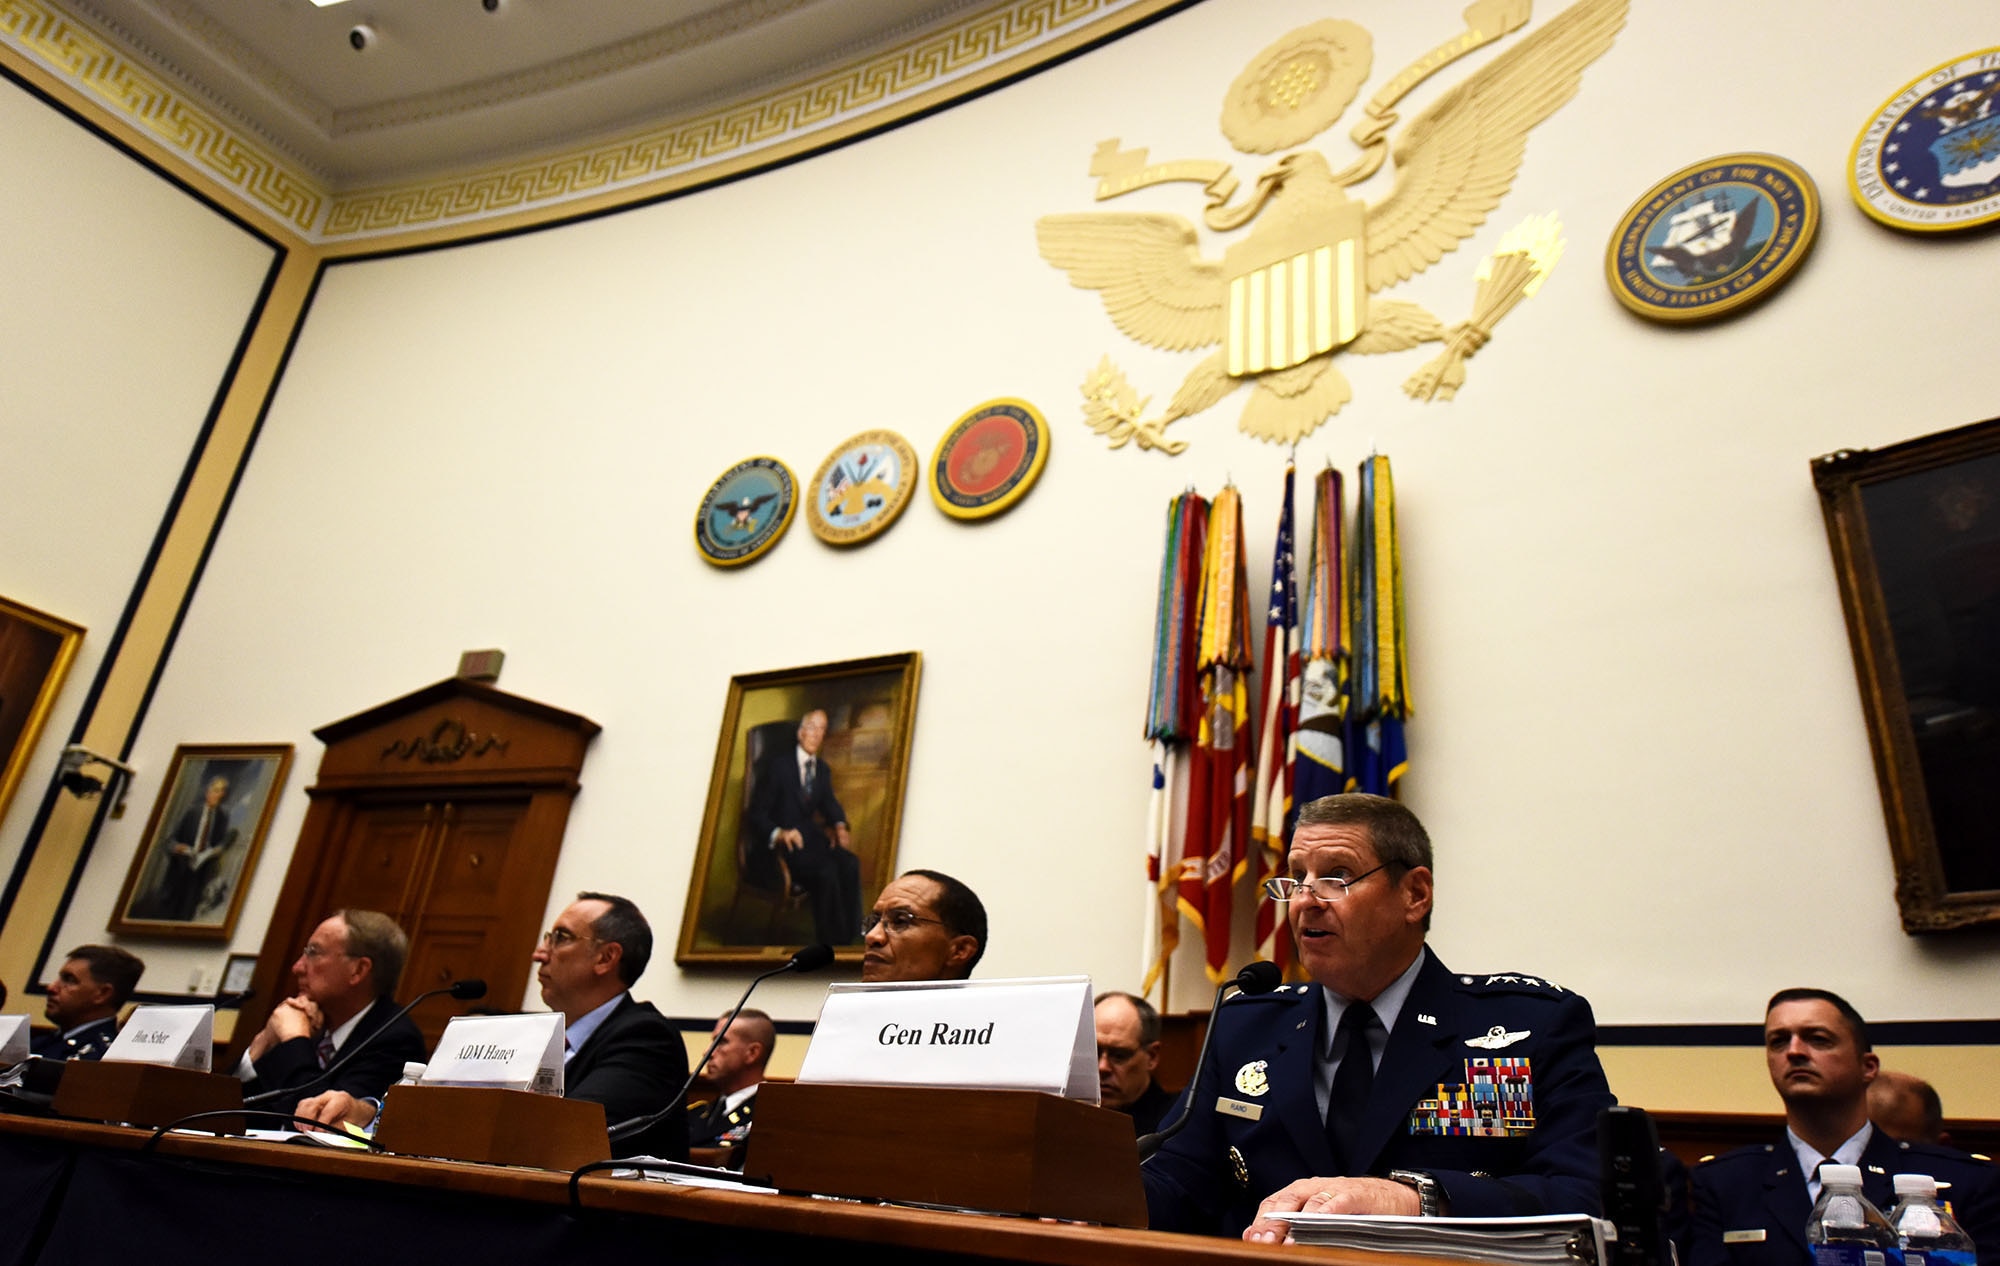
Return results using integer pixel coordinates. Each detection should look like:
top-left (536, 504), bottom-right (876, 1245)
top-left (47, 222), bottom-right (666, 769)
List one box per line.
top-left (0, 1114), bottom-right (1475, 1266)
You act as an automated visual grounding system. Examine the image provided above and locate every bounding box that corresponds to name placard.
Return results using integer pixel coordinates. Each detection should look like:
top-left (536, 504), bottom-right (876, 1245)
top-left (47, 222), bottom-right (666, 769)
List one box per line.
top-left (798, 975), bottom-right (1097, 1101)
top-left (423, 1013), bottom-right (563, 1095)
top-left (0, 1015), bottom-right (27, 1066)
top-left (102, 1005), bottom-right (213, 1071)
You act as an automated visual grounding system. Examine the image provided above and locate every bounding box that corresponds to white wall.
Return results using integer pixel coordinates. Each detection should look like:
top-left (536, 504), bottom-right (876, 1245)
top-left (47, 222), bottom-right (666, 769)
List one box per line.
top-left (42, 0), bottom-right (2000, 1027)
top-left (0, 76), bottom-right (278, 886)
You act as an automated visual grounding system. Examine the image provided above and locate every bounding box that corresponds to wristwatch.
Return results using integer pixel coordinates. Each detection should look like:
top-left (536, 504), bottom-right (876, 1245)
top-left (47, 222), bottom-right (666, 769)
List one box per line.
top-left (1387, 1169), bottom-right (1449, 1217)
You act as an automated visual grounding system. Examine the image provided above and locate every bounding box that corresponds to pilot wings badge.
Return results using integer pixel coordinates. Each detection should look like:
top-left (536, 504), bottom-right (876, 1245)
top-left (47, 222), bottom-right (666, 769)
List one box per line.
top-left (1466, 1025), bottom-right (1531, 1050)
top-left (1036, 0), bottom-right (1626, 454)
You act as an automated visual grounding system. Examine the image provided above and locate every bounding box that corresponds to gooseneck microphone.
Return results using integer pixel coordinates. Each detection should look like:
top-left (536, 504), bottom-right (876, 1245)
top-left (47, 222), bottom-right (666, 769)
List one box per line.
top-left (606, 944), bottom-right (833, 1143)
top-left (243, 978), bottom-right (487, 1107)
top-left (1137, 960), bottom-right (1282, 1162)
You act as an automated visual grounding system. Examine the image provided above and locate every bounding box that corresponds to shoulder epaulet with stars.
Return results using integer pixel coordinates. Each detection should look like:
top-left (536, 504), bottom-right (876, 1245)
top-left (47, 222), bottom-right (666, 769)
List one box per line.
top-left (1223, 983), bottom-right (1314, 1006)
top-left (1452, 971), bottom-right (1570, 996)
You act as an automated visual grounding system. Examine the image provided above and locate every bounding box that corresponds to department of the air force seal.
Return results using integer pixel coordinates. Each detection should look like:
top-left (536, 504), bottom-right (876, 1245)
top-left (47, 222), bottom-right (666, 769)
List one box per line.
top-left (928, 398), bottom-right (1050, 521)
top-left (1605, 153), bottom-right (1819, 323)
top-left (806, 430), bottom-right (918, 547)
top-left (1234, 1060), bottom-right (1271, 1097)
top-left (1850, 47), bottom-right (2000, 232)
top-left (695, 456), bottom-right (797, 567)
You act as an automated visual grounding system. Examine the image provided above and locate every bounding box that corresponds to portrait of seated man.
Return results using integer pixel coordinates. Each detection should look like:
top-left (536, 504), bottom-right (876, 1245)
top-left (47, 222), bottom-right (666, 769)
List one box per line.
top-left (742, 709), bottom-right (862, 946)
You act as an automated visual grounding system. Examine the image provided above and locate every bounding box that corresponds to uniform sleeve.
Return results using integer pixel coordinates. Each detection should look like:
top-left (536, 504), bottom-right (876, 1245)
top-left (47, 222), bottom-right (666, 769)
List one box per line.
top-left (1140, 1028), bottom-right (1230, 1232)
top-left (1939, 1154), bottom-right (2000, 1266)
top-left (1426, 991), bottom-right (1616, 1218)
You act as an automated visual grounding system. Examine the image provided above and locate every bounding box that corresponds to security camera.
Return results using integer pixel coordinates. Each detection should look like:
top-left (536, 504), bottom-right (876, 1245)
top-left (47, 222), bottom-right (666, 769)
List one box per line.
top-left (348, 24), bottom-right (376, 50)
top-left (481, 0), bottom-right (502, 11)
top-left (59, 745), bottom-right (137, 811)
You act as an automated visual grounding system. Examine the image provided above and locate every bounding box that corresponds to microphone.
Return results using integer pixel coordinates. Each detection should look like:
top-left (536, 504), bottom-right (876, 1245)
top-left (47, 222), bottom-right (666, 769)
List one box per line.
top-left (1136, 960), bottom-right (1282, 1162)
top-left (606, 944), bottom-right (832, 1143)
top-left (243, 978), bottom-right (486, 1107)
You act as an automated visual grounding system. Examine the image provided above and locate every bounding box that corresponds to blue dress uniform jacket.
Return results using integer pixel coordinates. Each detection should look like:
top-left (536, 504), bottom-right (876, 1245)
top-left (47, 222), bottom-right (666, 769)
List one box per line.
top-left (1143, 951), bottom-right (1616, 1236)
top-left (1689, 1130), bottom-right (2000, 1266)
top-left (29, 1015), bottom-right (120, 1062)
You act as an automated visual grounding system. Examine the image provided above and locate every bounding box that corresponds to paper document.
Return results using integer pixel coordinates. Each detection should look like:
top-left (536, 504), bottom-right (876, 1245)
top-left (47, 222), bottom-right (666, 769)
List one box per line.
top-left (1271, 1212), bottom-right (1615, 1265)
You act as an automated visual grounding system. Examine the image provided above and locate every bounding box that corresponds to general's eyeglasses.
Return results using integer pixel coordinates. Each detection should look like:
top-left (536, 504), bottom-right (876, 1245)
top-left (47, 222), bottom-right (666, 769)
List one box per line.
top-left (1261, 862), bottom-right (1390, 902)
top-left (863, 909), bottom-right (946, 936)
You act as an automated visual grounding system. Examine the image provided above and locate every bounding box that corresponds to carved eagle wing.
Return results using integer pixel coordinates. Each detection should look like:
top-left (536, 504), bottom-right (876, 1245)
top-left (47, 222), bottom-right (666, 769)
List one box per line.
top-left (1365, 0), bottom-right (1627, 292)
top-left (1035, 213), bottom-right (1229, 351)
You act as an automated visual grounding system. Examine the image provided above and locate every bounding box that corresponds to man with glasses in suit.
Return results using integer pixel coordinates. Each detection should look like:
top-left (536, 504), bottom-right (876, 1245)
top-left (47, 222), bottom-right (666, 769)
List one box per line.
top-left (859, 869), bottom-right (986, 983)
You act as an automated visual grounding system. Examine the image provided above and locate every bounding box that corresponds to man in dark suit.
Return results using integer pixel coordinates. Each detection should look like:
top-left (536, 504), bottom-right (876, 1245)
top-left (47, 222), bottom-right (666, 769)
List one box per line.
top-left (534, 891), bottom-right (689, 1160)
top-left (238, 909), bottom-right (428, 1120)
top-left (147, 774), bottom-right (232, 921)
top-left (1144, 793), bottom-right (1616, 1240)
top-left (32, 944), bottom-right (145, 1061)
top-left (743, 709), bottom-right (861, 945)
top-left (1096, 991), bottom-right (1175, 1136)
top-left (1689, 989), bottom-right (1999, 1266)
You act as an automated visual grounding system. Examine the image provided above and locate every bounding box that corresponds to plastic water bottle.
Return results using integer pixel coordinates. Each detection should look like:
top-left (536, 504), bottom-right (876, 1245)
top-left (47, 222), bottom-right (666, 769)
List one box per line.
top-left (1807, 1163), bottom-right (1901, 1266)
top-left (1885, 1173), bottom-right (1976, 1266)
top-left (367, 1061), bottom-right (427, 1136)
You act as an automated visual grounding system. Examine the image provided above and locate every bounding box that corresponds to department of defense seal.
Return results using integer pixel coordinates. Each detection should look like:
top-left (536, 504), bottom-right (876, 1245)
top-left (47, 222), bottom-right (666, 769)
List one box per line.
top-left (694, 456), bottom-right (797, 567)
top-left (806, 429), bottom-right (918, 547)
top-left (928, 398), bottom-right (1050, 521)
top-left (1234, 1060), bottom-right (1271, 1097)
top-left (1850, 47), bottom-right (2000, 232)
top-left (1605, 153), bottom-right (1819, 323)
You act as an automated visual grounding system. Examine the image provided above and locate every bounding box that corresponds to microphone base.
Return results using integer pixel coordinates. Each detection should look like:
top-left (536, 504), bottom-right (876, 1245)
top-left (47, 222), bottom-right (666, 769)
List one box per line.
top-left (374, 1084), bottom-right (609, 1171)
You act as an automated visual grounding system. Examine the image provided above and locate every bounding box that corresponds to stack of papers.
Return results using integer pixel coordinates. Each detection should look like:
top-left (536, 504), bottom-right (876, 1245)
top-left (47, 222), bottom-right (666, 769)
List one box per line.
top-left (1272, 1213), bottom-right (1615, 1265)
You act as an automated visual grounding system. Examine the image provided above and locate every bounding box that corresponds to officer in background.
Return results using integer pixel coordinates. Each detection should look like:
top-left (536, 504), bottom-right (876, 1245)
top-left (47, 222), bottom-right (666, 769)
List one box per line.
top-left (1689, 989), bottom-right (1999, 1266)
top-left (1143, 793), bottom-right (1616, 1240)
top-left (33, 945), bottom-right (145, 1061)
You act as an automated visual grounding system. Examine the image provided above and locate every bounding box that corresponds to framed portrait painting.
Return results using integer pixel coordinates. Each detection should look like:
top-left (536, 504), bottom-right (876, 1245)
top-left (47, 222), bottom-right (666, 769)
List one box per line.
top-left (1814, 415), bottom-right (2000, 934)
top-left (110, 744), bottom-right (294, 941)
top-left (0, 594), bottom-right (84, 833)
top-left (676, 652), bottom-right (921, 966)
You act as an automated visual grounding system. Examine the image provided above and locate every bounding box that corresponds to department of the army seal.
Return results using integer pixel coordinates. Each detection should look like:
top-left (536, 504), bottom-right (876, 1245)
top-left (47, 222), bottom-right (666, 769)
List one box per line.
top-left (928, 398), bottom-right (1050, 521)
top-left (1604, 153), bottom-right (1819, 323)
top-left (1849, 47), bottom-right (2000, 232)
top-left (694, 456), bottom-right (797, 567)
top-left (1234, 1059), bottom-right (1271, 1097)
top-left (806, 429), bottom-right (918, 547)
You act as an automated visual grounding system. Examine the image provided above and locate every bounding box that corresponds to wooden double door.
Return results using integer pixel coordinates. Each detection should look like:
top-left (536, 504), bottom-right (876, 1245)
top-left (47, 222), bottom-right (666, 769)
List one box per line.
top-left (233, 680), bottom-right (598, 1058)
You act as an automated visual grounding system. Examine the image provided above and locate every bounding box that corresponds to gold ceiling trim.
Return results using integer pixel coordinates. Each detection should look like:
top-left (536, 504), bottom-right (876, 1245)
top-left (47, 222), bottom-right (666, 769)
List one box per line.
top-left (0, 0), bottom-right (321, 235)
top-left (4, 0), bottom-right (1170, 251)
top-left (322, 0), bottom-right (1153, 243)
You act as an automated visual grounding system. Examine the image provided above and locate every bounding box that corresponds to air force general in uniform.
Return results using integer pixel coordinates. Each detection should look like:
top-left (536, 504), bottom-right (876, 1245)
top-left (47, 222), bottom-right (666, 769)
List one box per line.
top-left (1143, 794), bottom-right (1616, 1240)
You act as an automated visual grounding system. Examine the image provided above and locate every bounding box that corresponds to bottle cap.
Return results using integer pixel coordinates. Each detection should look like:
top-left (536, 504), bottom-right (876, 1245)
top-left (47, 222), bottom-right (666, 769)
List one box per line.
top-left (1893, 1174), bottom-right (1938, 1197)
top-left (1820, 1164), bottom-right (1864, 1187)
top-left (401, 1061), bottom-right (427, 1079)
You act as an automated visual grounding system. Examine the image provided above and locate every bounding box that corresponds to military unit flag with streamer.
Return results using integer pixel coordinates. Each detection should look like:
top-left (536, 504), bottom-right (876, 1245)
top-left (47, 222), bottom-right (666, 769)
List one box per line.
top-left (1290, 466), bottom-right (1349, 823)
top-left (1180, 484), bottom-right (1256, 984)
top-left (1142, 491), bottom-right (1207, 997)
top-left (1348, 455), bottom-right (1410, 796)
top-left (1250, 464), bottom-right (1299, 975)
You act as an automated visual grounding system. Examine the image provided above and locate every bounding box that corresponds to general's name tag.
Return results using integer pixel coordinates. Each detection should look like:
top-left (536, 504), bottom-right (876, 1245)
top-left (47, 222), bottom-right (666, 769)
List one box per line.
top-left (800, 976), bottom-right (1096, 1100)
top-left (1214, 1096), bottom-right (1264, 1121)
top-left (425, 1013), bottom-right (563, 1095)
top-left (1723, 1230), bottom-right (1767, 1244)
top-left (102, 1005), bottom-right (212, 1071)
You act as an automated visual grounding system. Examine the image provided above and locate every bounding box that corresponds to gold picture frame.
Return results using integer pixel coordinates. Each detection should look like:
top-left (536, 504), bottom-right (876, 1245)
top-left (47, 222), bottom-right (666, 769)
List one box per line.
top-left (0, 595), bottom-right (84, 833)
top-left (1813, 416), bottom-right (2000, 934)
top-left (676, 653), bottom-right (922, 967)
top-left (109, 743), bottom-right (294, 941)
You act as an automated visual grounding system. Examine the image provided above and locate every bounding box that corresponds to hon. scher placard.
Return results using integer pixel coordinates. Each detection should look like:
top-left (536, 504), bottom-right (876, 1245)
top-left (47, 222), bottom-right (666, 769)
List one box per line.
top-left (101, 1004), bottom-right (213, 1070)
top-left (798, 976), bottom-right (1096, 1101)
